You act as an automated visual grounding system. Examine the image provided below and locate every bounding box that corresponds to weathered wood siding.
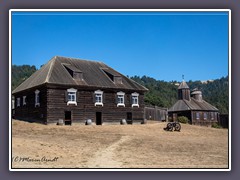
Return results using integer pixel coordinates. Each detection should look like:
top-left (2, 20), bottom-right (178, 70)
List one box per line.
top-left (13, 85), bottom-right (47, 123)
top-left (168, 110), bottom-right (218, 126)
top-left (47, 87), bottom-right (145, 124)
top-left (191, 111), bottom-right (218, 126)
top-left (144, 106), bottom-right (167, 121)
top-left (168, 111), bottom-right (191, 122)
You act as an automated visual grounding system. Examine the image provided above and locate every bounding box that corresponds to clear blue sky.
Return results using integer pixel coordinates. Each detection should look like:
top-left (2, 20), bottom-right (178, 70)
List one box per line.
top-left (11, 11), bottom-right (229, 82)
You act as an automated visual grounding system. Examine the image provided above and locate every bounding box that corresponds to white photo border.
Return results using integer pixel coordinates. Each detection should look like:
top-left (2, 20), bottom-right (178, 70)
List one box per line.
top-left (9, 9), bottom-right (231, 172)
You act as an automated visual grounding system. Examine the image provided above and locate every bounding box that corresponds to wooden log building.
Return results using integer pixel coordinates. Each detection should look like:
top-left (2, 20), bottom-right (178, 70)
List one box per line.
top-left (168, 80), bottom-right (219, 126)
top-left (12, 56), bottom-right (148, 125)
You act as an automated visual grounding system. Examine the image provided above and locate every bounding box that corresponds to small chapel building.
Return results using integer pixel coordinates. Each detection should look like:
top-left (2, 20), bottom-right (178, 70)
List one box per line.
top-left (168, 80), bottom-right (219, 126)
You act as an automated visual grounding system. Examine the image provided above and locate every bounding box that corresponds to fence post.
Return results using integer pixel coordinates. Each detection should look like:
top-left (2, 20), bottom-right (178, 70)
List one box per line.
top-left (155, 106), bottom-right (158, 121)
top-left (166, 108), bottom-right (168, 122)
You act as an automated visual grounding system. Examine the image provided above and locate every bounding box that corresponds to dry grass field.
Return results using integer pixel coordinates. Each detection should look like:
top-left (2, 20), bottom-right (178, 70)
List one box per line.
top-left (11, 119), bottom-right (229, 169)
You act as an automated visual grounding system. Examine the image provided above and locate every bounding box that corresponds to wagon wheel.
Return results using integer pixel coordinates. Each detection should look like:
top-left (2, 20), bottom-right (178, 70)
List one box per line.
top-left (167, 123), bottom-right (173, 131)
top-left (174, 123), bottom-right (181, 131)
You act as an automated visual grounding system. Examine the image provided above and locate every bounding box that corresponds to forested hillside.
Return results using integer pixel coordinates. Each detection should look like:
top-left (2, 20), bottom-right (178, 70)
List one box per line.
top-left (130, 76), bottom-right (178, 108)
top-left (12, 65), bottom-right (229, 114)
top-left (187, 77), bottom-right (229, 114)
top-left (131, 76), bottom-right (229, 114)
top-left (12, 65), bottom-right (37, 90)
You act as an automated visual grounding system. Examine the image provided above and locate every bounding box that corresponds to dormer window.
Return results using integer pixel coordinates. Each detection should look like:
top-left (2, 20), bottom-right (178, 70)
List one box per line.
top-left (94, 90), bottom-right (103, 106)
top-left (114, 76), bottom-right (122, 84)
top-left (63, 64), bottom-right (83, 81)
top-left (73, 72), bottom-right (83, 80)
top-left (117, 91), bottom-right (125, 107)
top-left (131, 92), bottom-right (139, 107)
top-left (67, 88), bottom-right (77, 106)
top-left (102, 68), bottom-right (122, 84)
top-left (35, 90), bottom-right (40, 107)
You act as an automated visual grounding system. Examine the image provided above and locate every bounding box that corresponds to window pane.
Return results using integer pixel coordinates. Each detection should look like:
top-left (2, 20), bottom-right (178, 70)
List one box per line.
top-left (36, 95), bottom-right (39, 103)
top-left (118, 95), bottom-right (123, 104)
top-left (204, 113), bottom-right (207, 119)
top-left (211, 112), bottom-right (214, 120)
top-left (68, 92), bottom-right (76, 101)
top-left (72, 95), bottom-right (75, 101)
top-left (196, 112), bottom-right (199, 119)
top-left (132, 96), bottom-right (138, 104)
top-left (95, 94), bottom-right (102, 103)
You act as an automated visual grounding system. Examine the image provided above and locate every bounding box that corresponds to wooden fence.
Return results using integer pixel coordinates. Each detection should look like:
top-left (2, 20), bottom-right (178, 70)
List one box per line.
top-left (144, 106), bottom-right (168, 121)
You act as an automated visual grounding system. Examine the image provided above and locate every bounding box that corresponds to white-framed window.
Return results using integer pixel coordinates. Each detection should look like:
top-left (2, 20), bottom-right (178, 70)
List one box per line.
top-left (117, 91), bottom-right (125, 107)
top-left (35, 90), bottom-right (40, 107)
top-left (17, 98), bottom-right (20, 107)
top-left (196, 112), bottom-right (200, 120)
top-left (131, 92), bottom-right (139, 107)
top-left (67, 88), bottom-right (77, 105)
top-left (215, 112), bottom-right (218, 120)
top-left (210, 112), bottom-right (215, 120)
top-left (203, 112), bottom-right (207, 120)
top-left (12, 96), bottom-right (15, 109)
top-left (23, 96), bottom-right (26, 106)
top-left (94, 90), bottom-right (103, 106)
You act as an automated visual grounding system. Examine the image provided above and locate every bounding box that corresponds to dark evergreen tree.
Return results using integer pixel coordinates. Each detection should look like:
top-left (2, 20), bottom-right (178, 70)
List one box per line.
top-left (12, 65), bottom-right (37, 90)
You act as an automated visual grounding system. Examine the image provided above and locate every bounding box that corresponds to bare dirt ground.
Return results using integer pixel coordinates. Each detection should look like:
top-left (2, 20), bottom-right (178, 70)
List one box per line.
top-left (11, 119), bottom-right (229, 169)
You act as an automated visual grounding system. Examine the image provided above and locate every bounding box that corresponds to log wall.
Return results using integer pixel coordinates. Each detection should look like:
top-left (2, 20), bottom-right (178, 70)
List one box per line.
top-left (13, 85), bottom-right (47, 123)
top-left (168, 110), bottom-right (218, 127)
top-left (47, 87), bottom-right (145, 125)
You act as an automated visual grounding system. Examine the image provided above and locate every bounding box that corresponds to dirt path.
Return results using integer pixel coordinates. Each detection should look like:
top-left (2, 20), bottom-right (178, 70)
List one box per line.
top-left (86, 136), bottom-right (130, 168)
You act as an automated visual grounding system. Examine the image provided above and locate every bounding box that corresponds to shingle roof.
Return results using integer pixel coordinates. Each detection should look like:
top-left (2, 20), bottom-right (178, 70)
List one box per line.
top-left (63, 64), bottom-right (82, 73)
top-left (13, 56), bottom-right (148, 93)
top-left (168, 98), bottom-right (218, 112)
top-left (178, 80), bottom-right (189, 89)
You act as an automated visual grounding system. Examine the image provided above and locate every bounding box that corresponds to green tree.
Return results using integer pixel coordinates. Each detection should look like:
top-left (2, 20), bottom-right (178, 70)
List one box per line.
top-left (12, 65), bottom-right (37, 90)
top-left (130, 75), bottom-right (228, 114)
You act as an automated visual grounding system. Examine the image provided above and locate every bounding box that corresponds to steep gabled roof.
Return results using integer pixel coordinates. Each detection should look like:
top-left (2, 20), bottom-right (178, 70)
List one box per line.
top-left (13, 56), bottom-right (148, 93)
top-left (168, 98), bottom-right (218, 112)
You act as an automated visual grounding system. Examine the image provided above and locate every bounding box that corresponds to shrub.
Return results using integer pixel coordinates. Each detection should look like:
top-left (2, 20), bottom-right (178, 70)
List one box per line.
top-left (168, 116), bottom-right (173, 122)
top-left (177, 116), bottom-right (189, 124)
top-left (211, 122), bottom-right (222, 129)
